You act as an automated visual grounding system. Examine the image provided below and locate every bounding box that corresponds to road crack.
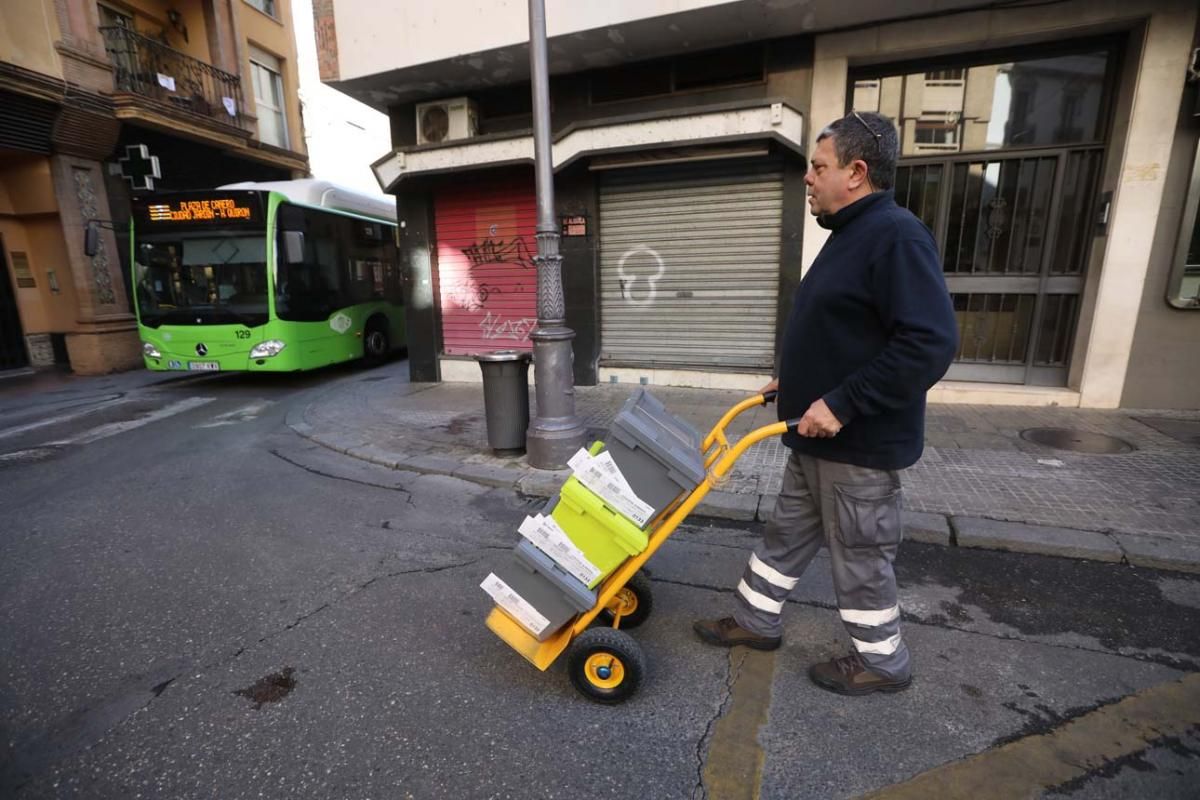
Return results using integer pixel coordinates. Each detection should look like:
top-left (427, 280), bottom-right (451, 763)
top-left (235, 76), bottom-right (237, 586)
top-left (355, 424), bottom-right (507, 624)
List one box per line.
top-left (692, 649), bottom-right (746, 800)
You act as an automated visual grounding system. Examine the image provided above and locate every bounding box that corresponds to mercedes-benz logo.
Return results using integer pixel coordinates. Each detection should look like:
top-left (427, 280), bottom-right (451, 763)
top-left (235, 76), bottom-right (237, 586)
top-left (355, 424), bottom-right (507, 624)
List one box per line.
top-left (196, 343), bottom-right (208, 356)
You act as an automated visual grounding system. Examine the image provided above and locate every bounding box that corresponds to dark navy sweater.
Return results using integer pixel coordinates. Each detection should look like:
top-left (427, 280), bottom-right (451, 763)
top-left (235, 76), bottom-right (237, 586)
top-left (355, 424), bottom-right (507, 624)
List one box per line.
top-left (778, 191), bottom-right (958, 470)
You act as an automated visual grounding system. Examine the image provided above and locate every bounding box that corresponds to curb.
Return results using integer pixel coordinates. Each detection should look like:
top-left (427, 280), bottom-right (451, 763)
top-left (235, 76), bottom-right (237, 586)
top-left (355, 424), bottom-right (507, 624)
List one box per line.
top-left (285, 406), bottom-right (1200, 574)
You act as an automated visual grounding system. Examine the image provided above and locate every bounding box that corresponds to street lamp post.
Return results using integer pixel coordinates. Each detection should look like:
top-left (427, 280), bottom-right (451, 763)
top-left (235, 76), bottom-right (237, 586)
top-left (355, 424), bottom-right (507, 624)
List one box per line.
top-left (524, 0), bottom-right (585, 469)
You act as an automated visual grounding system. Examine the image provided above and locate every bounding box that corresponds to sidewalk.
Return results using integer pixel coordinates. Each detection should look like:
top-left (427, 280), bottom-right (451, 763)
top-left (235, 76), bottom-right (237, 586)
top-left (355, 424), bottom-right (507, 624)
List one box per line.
top-left (287, 370), bottom-right (1200, 573)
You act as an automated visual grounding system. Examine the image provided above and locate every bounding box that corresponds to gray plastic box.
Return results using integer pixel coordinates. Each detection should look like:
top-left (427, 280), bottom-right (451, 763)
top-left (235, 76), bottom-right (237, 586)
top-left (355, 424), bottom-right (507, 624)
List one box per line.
top-left (491, 539), bottom-right (596, 641)
top-left (606, 387), bottom-right (707, 523)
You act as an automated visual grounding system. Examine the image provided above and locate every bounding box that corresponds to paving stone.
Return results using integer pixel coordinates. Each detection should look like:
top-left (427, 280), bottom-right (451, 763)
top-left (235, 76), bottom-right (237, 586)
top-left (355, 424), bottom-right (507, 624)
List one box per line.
top-left (452, 462), bottom-right (521, 490)
top-left (397, 454), bottom-right (463, 477)
top-left (313, 432), bottom-right (370, 455)
top-left (346, 444), bottom-right (405, 470)
top-left (516, 470), bottom-right (569, 498)
top-left (953, 516), bottom-right (1123, 562)
top-left (903, 510), bottom-right (952, 545)
top-left (695, 490), bottom-right (759, 522)
top-left (1114, 534), bottom-right (1200, 574)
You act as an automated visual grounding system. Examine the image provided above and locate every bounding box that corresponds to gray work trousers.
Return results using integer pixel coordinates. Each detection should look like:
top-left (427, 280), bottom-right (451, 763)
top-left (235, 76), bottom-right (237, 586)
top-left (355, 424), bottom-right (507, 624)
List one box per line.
top-left (732, 450), bottom-right (910, 680)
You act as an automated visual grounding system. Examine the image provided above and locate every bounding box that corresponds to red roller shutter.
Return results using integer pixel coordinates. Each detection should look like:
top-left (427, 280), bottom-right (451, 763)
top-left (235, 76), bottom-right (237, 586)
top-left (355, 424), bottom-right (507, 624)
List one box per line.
top-left (434, 175), bottom-right (537, 355)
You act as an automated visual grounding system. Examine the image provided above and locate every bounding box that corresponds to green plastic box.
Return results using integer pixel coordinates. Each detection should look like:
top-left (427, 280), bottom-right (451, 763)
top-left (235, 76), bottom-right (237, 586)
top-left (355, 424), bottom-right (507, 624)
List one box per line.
top-left (548, 474), bottom-right (649, 588)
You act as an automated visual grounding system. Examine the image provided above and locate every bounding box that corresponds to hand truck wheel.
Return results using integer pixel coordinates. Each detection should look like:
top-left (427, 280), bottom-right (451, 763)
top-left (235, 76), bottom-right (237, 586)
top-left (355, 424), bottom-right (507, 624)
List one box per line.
top-left (567, 627), bottom-right (645, 704)
top-left (599, 571), bottom-right (653, 629)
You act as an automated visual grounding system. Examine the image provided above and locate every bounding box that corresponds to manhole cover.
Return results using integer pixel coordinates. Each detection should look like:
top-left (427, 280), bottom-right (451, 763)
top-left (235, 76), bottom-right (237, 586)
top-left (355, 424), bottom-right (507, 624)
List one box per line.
top-left (1019, 428), bottom-right (1135, 454)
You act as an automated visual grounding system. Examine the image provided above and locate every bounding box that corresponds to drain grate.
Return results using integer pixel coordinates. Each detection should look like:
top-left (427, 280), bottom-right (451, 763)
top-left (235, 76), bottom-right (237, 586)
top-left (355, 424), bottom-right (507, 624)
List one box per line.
top-left (1019, 428), bottom-right (1135, 454)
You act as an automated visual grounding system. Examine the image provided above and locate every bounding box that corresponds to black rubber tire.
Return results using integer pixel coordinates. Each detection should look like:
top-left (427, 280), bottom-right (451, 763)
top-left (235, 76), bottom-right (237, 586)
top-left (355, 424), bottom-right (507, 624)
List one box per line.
top-left (568, 627), bottom-right (645, 705)
top-left (599, 571), bottom-right (653, 629)
top-left (363, 318), bottom-right (390, 366)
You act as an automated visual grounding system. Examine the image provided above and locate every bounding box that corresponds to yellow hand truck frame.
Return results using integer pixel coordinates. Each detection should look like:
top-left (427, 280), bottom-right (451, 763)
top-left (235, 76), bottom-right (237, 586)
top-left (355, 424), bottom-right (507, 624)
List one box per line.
top-left (486, 391), bottom-right (797, 703)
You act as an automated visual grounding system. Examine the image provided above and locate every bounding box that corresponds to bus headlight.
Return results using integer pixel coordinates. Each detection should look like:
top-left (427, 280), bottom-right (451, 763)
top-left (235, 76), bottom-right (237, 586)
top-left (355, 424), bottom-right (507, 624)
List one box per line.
top-left (250, 340), bottom-right (286, 358)
top-left (142, 342), bottom-right (162, 359)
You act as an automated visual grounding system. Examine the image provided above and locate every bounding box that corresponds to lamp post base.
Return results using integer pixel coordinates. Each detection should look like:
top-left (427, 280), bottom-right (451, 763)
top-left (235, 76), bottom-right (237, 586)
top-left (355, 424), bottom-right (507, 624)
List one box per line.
top-left (525, 325), bottom-right (586, 470)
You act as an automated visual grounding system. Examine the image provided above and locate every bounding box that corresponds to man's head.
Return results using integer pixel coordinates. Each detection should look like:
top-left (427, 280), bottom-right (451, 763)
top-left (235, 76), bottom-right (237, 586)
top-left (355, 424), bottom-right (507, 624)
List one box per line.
top-left (805, 111), bottom-right (899, 218)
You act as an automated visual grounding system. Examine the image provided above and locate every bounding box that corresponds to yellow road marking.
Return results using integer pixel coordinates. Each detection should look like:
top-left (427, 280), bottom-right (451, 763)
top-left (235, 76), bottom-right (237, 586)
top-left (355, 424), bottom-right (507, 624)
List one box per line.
top-left (862, 672), bottom-right (1200, 799)
top-left (703, 649), bottom-right (777, 800)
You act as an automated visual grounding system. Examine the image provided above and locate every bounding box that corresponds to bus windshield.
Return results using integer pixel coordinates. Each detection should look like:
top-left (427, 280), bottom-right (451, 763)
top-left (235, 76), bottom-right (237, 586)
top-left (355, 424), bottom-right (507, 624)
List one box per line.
top-left (134, 232), bottom-right (270, 328)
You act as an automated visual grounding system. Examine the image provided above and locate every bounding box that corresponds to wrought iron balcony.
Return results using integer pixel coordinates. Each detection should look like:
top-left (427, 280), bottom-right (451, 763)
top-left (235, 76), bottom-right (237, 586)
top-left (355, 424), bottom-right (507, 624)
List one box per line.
top-left (99, 26), bottom-right (244, 127)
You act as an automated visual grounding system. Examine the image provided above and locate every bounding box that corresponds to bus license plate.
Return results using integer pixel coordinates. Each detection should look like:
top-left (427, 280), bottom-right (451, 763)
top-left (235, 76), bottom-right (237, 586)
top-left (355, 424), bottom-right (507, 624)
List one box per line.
top-left (188, 361), bottom-right (220, 371)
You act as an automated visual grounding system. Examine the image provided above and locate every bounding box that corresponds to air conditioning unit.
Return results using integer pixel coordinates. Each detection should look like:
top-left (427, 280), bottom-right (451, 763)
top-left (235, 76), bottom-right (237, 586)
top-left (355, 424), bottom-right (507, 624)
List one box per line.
top-left (415, 97), bottom-right (479, 145)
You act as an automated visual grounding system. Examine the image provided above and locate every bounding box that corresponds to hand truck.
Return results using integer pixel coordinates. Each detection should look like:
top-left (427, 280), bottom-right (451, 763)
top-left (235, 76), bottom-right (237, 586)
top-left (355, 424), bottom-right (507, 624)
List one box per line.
top-left (485, 391), bottom-right (797, 703)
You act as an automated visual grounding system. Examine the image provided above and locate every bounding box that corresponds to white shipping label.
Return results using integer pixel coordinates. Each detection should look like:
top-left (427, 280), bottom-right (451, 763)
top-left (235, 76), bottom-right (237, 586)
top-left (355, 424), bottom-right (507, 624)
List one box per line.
top-left (481, 573), bottom-right (550, 636)
top-left (569, 449), bottom-right (654, 527)
top-left (518, 515), bottom-right (601, 585)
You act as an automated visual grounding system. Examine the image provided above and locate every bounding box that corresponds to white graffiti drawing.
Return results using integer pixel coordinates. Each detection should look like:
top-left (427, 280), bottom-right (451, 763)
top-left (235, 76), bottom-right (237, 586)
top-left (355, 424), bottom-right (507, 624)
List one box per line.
top-left (479, 312), bottom-right (537, 341)
top-left (616, 244), bottom-right (665, 306)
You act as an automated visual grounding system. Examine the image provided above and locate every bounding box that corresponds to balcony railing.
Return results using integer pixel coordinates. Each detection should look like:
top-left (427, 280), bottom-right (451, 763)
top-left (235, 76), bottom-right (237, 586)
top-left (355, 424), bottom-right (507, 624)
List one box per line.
top-left (100, 26), bottom-right (244, 127)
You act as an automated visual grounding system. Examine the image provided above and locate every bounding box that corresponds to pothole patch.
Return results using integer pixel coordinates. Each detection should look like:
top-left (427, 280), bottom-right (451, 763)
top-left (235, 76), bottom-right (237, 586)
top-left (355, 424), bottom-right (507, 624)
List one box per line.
top-left (234, 667), bottom-right (296, 710)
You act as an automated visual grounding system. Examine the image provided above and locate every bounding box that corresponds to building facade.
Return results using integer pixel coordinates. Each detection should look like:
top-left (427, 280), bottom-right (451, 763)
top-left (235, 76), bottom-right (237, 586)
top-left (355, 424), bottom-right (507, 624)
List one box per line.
top-left (0, 0), bottom-right (308, 374)
top-left (320, 0), bottom-right (1200, 409)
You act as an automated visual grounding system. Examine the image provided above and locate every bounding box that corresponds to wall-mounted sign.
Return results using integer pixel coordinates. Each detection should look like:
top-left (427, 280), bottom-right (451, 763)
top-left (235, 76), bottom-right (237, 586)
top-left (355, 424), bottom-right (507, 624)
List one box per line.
top-left (561, 215), bottom-right (587, 237)
top-left (11, 251), bottom-right (35, 288)
top-left (118, 144), bottom-right (161, 191)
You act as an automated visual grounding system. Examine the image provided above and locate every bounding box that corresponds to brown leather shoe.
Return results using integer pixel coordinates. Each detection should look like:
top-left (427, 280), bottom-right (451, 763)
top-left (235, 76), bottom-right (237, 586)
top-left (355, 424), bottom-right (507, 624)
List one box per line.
top-left (808, 653), bottom-right (911, 695)
top-left (693, 617), bottom-right (781, 651)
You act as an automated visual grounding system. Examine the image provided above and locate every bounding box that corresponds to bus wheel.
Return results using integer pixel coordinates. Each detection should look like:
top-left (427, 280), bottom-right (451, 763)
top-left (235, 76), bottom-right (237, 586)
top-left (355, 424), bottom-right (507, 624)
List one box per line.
top-left (363, 318), bottom-right (390, 366)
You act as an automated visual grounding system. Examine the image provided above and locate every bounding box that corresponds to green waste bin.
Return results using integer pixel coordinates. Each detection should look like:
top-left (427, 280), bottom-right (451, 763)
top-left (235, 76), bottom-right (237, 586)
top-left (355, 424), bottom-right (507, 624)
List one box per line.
top-left (476, 350), bottom-right (532, 455)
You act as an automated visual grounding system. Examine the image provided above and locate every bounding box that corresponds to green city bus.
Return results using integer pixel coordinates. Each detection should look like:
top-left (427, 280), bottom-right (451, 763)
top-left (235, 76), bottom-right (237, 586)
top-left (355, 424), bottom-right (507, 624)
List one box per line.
top-left (127, 180), bottom-right (404, 373)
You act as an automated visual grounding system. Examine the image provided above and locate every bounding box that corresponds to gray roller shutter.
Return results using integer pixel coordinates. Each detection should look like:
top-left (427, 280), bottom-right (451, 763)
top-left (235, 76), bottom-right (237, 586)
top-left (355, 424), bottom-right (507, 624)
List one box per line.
top-left (598, 159), bottom-right (783, 370)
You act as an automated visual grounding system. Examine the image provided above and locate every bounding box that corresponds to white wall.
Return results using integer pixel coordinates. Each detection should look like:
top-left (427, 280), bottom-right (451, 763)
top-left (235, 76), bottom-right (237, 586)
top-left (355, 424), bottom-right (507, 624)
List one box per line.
top-left (291, 0), bottom-right (392, 195)
top-left (331, 0), bottom-right (740, 82)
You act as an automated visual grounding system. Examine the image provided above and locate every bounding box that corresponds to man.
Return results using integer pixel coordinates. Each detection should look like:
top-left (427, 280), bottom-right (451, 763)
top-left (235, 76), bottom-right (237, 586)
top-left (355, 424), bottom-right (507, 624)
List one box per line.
top-left (693, 111), bottom-right (958, 695)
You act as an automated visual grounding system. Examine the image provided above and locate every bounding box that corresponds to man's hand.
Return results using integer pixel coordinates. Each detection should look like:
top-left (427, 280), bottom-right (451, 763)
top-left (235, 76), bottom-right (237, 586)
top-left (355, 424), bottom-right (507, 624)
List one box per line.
top-left (759, 378), bottom-right (779, 396)
top-left (796, 398), bottom-right (843, 438)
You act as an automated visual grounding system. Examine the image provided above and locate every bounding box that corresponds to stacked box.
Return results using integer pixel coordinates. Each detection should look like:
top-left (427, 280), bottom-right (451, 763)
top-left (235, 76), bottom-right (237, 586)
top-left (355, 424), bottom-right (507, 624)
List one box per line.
top-left (604, 388), bottom-right (707, 521)
top-left (484, 541), bottom-right (596, 642)
top-left (546, 478), bottom-right (648, 588)
top-left (483, 388), bottom-right (704, 641)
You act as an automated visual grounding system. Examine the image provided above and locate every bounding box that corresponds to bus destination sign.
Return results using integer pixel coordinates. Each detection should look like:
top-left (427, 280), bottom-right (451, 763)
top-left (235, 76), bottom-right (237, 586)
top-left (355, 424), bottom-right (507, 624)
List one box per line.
top-left (135, 192), bottom-right (263, 229)
top-left (147, 198), bottom-right (254, 223)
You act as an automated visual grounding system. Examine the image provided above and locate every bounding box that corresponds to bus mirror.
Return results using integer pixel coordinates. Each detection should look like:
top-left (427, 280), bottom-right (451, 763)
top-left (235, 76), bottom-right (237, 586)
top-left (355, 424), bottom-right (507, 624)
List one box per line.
top-left (84, 221), bottom-right (101, 257)
top-left (283, 231), bottom-right (305, 264)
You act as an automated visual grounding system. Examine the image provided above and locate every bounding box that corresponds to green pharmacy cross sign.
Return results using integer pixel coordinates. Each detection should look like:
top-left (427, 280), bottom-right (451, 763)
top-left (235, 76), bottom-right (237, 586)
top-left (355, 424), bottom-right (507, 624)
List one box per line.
top-left (119, 144), bottom-right (161, 191)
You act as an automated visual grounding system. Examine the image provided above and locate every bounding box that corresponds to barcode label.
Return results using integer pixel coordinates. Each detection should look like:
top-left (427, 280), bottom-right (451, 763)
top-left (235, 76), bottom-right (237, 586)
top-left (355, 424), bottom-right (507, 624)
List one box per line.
top-left (569, 448), bottom-right (654, 527)
top-left (519, 514), bottom-right (601, 585)
top-left (480, 573), bottom-right (550, 636)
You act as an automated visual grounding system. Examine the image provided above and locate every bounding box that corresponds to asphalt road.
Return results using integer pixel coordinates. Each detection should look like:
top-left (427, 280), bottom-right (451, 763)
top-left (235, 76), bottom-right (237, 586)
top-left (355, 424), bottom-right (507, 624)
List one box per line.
top-left (1, 362), bottom-right (1197, 799)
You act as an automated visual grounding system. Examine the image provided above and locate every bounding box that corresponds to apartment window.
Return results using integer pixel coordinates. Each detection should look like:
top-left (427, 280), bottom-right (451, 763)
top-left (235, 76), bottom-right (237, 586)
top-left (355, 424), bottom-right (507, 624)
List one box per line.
top-left (98, 3), bottom-right (134, 28)
top-left (250, 46), bottom-right (288, 148)
top-left (245, 0), bottom-right (276, 18)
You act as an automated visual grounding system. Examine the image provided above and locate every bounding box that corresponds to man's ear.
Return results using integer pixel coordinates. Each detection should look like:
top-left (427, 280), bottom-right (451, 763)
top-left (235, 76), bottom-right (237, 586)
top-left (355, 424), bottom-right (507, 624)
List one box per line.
top-left (848, 159), bottom-right (872, 191)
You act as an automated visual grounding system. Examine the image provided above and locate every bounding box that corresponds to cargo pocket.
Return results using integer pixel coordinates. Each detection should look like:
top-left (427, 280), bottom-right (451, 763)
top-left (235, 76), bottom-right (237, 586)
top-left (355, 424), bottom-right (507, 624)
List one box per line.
top-left (833, 483), bottom-right (902, 549)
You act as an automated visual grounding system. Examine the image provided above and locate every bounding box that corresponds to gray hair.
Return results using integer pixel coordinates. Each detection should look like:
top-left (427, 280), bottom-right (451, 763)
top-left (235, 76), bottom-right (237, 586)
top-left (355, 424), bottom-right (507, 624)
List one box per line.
top-left (816, 111), bottom-right (899, 191)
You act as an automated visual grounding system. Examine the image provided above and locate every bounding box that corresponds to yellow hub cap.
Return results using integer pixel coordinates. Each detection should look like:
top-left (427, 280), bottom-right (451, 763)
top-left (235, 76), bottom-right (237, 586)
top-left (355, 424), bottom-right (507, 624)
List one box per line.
top-left (613, 588), bottom-right (639, 616)
top-left (584, 652), bottom-right (626, 689)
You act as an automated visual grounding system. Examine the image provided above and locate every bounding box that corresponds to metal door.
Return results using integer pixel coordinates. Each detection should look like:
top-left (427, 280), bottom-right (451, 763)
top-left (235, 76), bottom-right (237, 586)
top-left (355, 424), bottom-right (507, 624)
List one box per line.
top-left (0, 237), bottom-right (30, 371)
top-left (894, 146), bottom-right (1103, 385)
top-left (598, 159), bottom-right (783, 370)
top-left (433, 177), bottom-right (538, 354)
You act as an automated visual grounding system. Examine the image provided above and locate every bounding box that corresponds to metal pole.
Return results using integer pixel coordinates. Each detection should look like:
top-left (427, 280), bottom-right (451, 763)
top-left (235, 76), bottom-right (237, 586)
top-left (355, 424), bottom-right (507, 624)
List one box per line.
top-left (525, 0), bottom-right (585, 469)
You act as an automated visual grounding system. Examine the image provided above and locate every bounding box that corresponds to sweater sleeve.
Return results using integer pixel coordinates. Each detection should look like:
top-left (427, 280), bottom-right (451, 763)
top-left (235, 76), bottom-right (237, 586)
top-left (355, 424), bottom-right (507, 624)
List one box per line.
top-left (822, 235), bottom-right (958, 422)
